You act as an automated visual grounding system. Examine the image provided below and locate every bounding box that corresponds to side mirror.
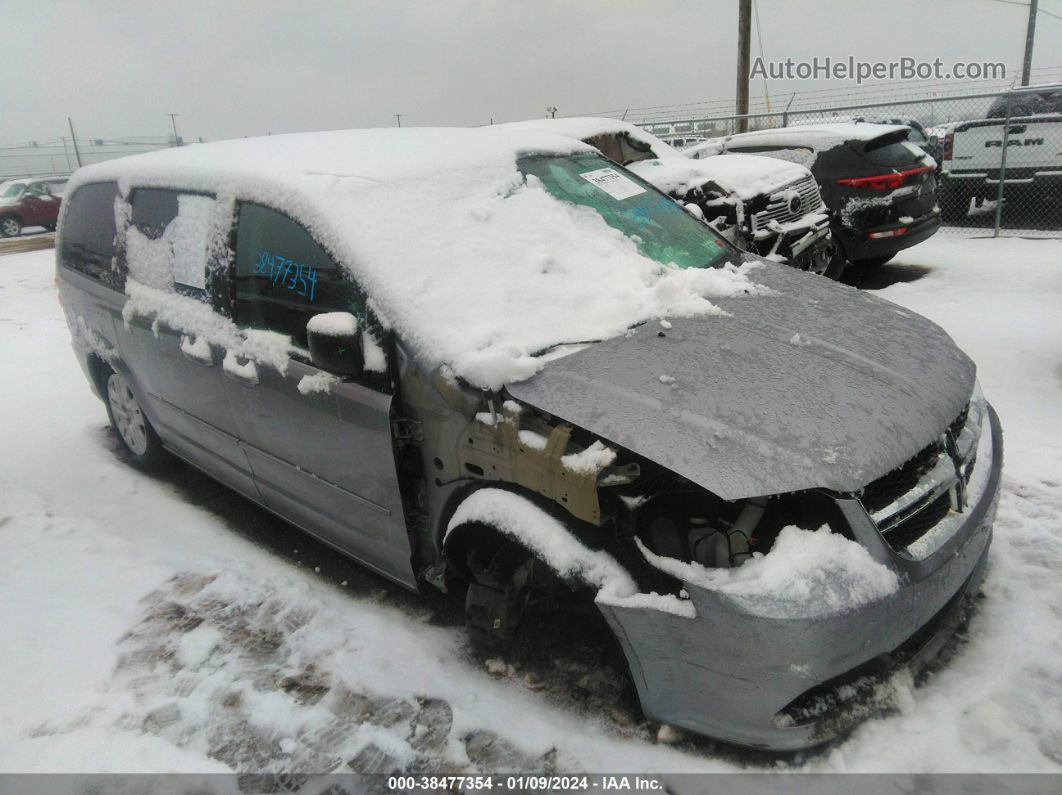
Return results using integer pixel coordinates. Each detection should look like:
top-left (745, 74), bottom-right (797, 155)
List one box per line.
top-left (307, 312), bottom-right (363, 377)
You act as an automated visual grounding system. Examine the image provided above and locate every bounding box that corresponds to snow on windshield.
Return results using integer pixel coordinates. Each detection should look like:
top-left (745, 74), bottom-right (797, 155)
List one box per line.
top-left (330, 150), bottom-right (767, 389)
top-left (70, 128), bottom-right (769, 390)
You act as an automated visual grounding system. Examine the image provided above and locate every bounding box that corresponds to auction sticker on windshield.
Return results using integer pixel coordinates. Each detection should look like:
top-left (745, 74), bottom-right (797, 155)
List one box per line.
top-left (579, 167), bottom-right (646, 200)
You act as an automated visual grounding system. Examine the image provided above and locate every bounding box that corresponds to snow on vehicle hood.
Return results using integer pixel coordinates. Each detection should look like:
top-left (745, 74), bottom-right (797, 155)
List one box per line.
top-left (628, 154), bottom-right (812, 200)
top-left (66, 127), bottom-right (768, 391)
top-left (508, 258), bottom-right (976, 499)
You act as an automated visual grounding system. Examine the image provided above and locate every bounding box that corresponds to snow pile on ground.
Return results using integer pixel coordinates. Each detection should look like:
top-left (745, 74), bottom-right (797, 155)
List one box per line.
top-left (68, 127), bottom-right (769, 390)
top-left (638, 526), bottom-right (900, 618)
top-left (629, 154), bottom-right (811, 201)
top-left (447, 489), bottom-right (694, 619)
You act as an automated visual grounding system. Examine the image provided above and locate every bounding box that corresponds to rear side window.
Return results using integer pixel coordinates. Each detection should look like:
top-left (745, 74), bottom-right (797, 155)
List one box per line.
top-left (60, 182), bottom-right (121, 287)
top-left (233, 203), bottom-right (360, 346)
top-left (126, 188), bottom-right (214, 294)
top-left (131, 189), bottom-right (179, 239)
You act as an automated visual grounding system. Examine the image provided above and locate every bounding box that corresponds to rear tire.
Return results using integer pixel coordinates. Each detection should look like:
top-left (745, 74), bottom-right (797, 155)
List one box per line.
top-left (104, 370), bottom-right (170, 470)
top-left (0, 215), bottom-right (21, 237)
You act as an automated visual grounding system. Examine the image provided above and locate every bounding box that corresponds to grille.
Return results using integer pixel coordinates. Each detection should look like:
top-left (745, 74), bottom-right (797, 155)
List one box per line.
top-left (948, 403), bottom-right (970, 439)
top-left (751, 174), bottom-right (823, 231)
top-left (882, 492), bottom-right (952, 550)
top-left (859, 441), bottom-right (944, 513)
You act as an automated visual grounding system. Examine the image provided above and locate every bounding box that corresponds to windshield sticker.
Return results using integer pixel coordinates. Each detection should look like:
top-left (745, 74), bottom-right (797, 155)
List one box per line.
top-left (579, 167), bottom-right (646, 200)
top-left (254, 250), bottom-right (318, 301)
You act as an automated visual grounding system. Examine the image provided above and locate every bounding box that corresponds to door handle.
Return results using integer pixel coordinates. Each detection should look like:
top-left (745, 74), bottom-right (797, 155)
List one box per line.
top-left (179, 335), bottom-right (213, 366)
top-left (222, 352), bottom-right (259, 386)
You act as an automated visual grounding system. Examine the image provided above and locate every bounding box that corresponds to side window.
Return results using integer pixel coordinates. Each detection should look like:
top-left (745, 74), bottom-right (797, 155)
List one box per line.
top-left (127, 188), bottom-right (214, 295)
top-left (131, 189), bottom-right (178, 239)
top-left (60, 182), bottom-right (122, 287)
top-left (233, 203), bottom-right (361, 347)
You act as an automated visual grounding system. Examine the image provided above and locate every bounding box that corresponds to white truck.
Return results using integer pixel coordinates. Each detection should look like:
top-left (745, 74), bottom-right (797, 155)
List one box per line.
top-left (938, 89), bottom-right (1062, 222)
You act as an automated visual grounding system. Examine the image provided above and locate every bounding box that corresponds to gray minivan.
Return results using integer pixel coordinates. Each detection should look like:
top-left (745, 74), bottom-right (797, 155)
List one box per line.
top-left (56, 128), bottom-right (1001, 750)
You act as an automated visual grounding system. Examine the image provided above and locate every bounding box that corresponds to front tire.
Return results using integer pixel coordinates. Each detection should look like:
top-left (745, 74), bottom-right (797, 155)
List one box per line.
top-left (821, 242), bottom-right (848, 280)
top-left (0, 215), bottom-right (21, 237)
top-left (104, 370), bottom-right (169, 470)
top-left (457, 524), bottom-right (572, 649)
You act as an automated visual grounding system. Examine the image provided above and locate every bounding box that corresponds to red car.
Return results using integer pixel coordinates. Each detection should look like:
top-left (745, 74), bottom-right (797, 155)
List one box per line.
top-left (0, 176), bottom-right (69, 237)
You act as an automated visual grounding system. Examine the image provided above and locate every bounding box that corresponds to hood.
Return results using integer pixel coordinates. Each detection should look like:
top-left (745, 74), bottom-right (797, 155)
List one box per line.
top-left (629, 154), bottom-right (811, 202)
top-left (507, 261), bottom-right (975, 500)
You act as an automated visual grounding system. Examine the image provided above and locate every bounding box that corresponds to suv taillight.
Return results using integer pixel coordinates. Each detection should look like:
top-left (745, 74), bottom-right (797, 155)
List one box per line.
top-left (835, 164), bottom-right (933, 191)
top-left (942, 133), bottom-right (953, 161)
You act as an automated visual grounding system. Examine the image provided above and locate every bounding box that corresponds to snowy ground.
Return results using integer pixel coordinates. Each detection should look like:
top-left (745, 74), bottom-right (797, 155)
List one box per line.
top-left (0, 236), bottom-right (1060, 775)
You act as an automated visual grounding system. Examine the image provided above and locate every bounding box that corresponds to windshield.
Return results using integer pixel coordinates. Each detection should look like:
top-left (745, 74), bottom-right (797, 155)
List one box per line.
top-left (520, 153), bottom-right (731, 269)
top-left (0, 181), bottom-right (27, 199)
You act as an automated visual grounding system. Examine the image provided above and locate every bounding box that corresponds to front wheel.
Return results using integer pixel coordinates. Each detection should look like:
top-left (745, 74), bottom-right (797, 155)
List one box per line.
top-left (104, 370), bottom-right (169, 470)
top-left (0, 215), bottom-right (21, 237)
top-left (459, 526), bottom-right (573, 649)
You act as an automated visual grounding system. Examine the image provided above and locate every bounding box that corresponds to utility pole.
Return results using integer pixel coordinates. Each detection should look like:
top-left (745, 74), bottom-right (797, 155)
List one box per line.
top-left (394, 113), bottom-right (402, 127)
top-left (1021, 0), bottom-right (1038, 86)
top-left (167, 113), bottom-right (181, 145)
top-left (67, 117), bottom-right (83, 168)
top-left (60, 137), bottom-right (73, 171)
top-left (735, 0), bottom-right (752, 132)
top-left (546, 106), bottom-right (557, 119)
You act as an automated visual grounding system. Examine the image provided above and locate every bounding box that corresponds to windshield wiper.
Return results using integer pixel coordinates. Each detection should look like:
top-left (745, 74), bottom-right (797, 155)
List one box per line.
top-left (530, 320), bottom-right (648, 358)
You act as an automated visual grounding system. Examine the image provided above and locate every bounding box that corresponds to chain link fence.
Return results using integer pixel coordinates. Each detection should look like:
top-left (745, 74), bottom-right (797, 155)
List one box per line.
top-left (0, 137), bottom-right (176, 182)
top-left (637, 85), bottom-right (1062, 238)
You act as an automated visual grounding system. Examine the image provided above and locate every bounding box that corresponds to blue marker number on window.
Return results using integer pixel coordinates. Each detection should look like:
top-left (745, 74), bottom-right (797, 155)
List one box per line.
top-left (254, 250), bottom-right (318, 302)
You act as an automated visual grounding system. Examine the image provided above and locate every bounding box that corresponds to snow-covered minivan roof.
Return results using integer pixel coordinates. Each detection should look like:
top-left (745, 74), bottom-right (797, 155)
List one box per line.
top-left (66, 127), bottom-right (763, 390)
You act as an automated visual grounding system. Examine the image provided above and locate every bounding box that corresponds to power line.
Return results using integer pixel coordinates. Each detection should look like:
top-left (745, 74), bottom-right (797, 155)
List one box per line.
top-left (983, 0), bottom-right (1062, 21)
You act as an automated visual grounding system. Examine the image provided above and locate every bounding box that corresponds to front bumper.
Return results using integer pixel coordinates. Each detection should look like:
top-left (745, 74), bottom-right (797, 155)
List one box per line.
top-left (597, 404), bottom-right (1003, 751)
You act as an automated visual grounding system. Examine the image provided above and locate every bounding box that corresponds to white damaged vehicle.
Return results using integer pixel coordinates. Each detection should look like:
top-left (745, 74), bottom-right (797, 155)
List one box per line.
top-left (503, 118), bottom-right (841, 277)
top-left (56, 127), bottom-right (1002, 750)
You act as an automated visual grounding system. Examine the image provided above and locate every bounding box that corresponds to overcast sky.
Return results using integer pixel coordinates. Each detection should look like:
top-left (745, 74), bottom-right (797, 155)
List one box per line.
top-left (6, 0), bottom-right (1062, 143)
